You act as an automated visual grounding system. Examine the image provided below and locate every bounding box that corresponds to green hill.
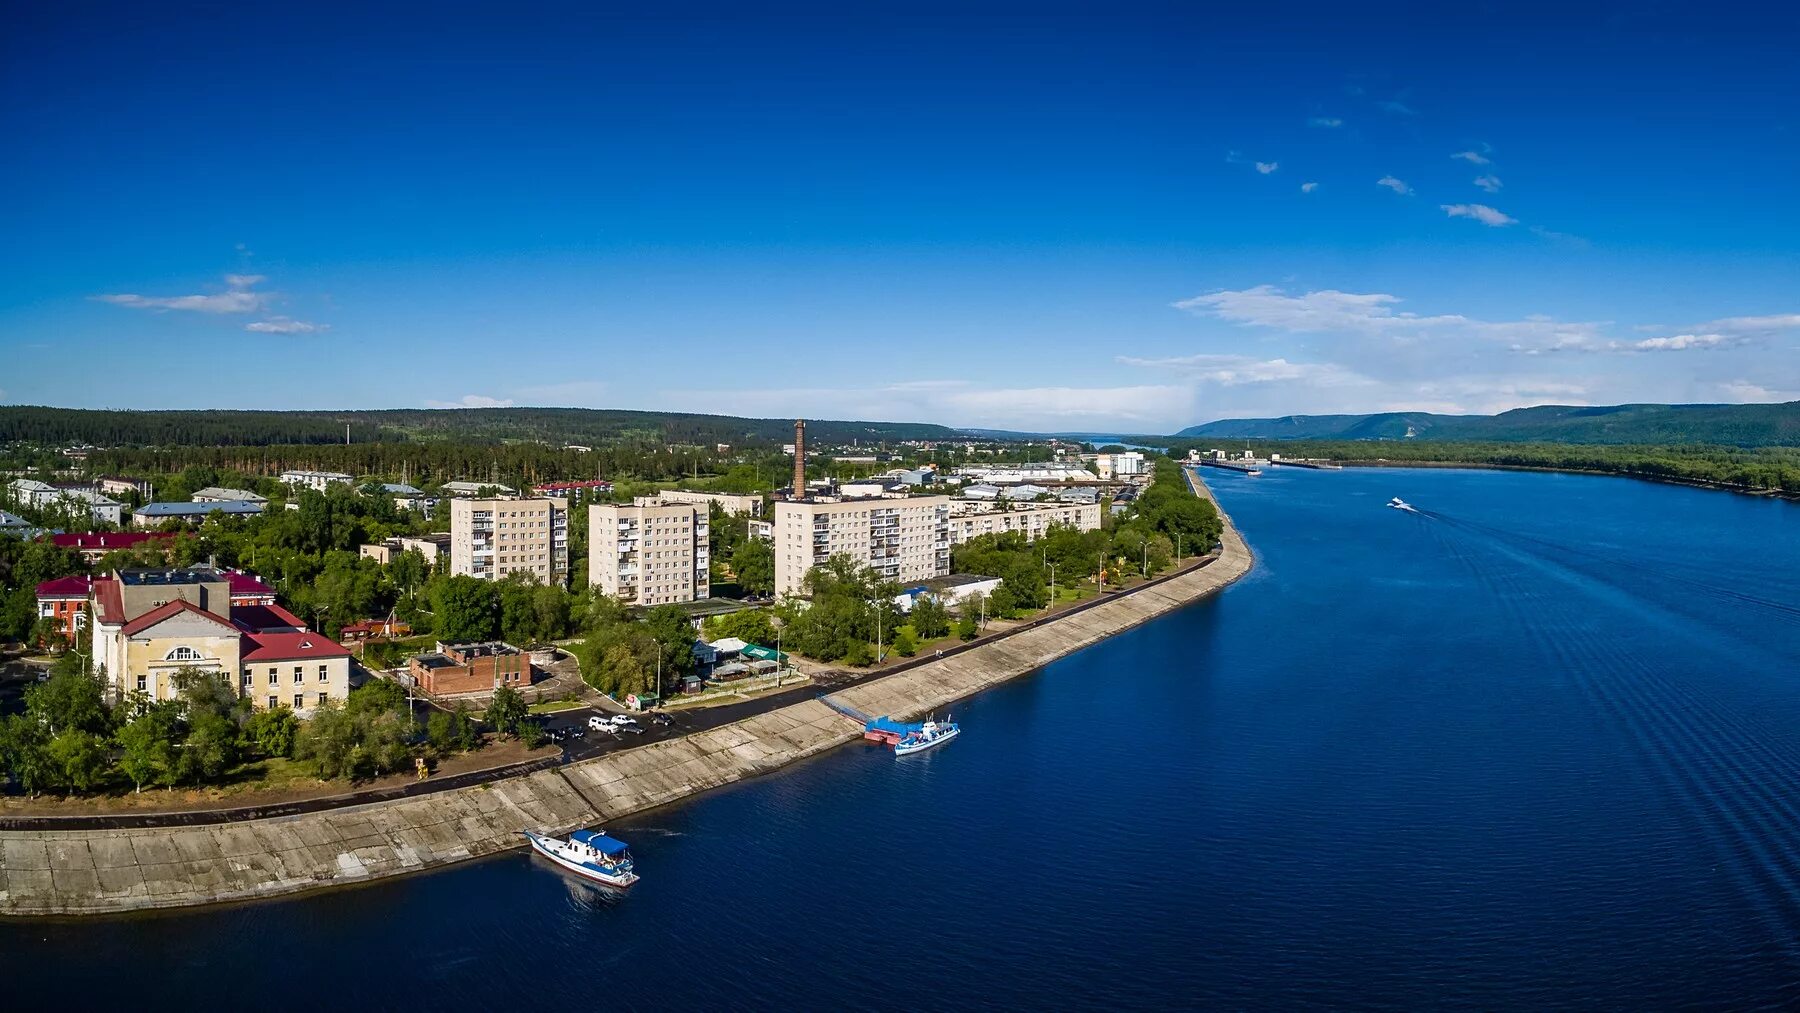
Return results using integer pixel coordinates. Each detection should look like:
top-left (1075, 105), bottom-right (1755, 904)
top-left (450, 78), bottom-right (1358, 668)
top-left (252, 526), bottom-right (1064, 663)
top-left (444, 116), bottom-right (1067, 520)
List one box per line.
top-left (1177, 402), bottom-right (1800, 447)
top-left (0, 406), bottom-right (971, 448)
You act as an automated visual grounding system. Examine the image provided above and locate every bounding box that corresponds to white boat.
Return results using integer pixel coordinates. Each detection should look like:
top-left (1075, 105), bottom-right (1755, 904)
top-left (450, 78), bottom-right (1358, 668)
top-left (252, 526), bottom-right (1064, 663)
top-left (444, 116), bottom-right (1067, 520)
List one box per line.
top-left (1387, 497), bottom-right (1417, 513)
top-left (523, 829), bottom-right (640, 887)
top-left (894, 718), bottom-right (961, 757)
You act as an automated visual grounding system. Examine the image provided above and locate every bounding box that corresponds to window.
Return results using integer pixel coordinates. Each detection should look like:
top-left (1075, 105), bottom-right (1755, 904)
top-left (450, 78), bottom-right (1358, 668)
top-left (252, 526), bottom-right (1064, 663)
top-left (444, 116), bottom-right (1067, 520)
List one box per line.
top-left (294, 693), bottom-right (304, 709)
top-left (317, 691), bottom-right (328, 706)
top-left (164, 645), bottom-right (204, 662)
top-left (293, 666), bottom-right (303, 684)
top-left (318, 664), bottom-right (329, 682)
top-left (268, 669), bottom-right (278, 686)
top-left (268, 696), bottom-right (278, 710)
top-left (241, 670), bottom-right (252, 688)
top-left (136, 674), bottom-right (147, 691)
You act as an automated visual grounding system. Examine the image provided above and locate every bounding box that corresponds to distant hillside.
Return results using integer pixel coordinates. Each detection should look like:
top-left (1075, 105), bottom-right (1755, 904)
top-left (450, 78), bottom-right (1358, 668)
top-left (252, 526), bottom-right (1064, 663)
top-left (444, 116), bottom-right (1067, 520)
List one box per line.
top-left (1176, 402), bottom-right (1800, 447)
top-left (0, 406), bottom-right (972, 449)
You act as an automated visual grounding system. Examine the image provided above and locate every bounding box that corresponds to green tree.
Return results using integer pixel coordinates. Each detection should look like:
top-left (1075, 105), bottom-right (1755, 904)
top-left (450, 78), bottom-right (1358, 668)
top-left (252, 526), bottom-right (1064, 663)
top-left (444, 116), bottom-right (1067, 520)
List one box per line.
top-left (517, 719), bottom-right (547, 749)
top-left (701, 607), bottom-right (777, 647)
top-left (24, 668), bottom-right (112, 737)
top-left (430, 575), bottom-right (501, 642)
top-left (46, 729), bottom-right (110, 793)
top-left (892, 626), bottom-right (918, 657)
top-left (909, 596), bottom-right (951, 639)
top-left (485, 684), bottom-right (528, 737)
top-left (114, 706), bottom-right (181, 791)
top-left (426, 710), bottom-right (459, 754)
top-left (642, 604), bottom-right (698, 684)
top-left (955, 614), bottom-right (979, 641)
top-left (247, 706), bottom-right (301, 758)
top-left (843, 640), bottom-right (874, 666)
top-left (730, 538), bottom-right (775, 595)
top-left (295, 701), bottom-right (362, 779)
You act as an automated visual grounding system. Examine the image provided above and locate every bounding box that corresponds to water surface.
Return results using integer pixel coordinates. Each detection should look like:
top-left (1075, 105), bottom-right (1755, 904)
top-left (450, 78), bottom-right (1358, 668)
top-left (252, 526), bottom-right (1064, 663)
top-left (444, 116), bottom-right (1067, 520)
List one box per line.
top-left (8, 466), bottom-right (1800, 1009)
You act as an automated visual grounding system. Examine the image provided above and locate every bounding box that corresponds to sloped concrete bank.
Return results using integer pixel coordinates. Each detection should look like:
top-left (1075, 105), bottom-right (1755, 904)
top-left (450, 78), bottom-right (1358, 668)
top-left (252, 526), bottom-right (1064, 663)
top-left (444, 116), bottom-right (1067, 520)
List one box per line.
top-left (0, 477), bottom-right (1251, 916)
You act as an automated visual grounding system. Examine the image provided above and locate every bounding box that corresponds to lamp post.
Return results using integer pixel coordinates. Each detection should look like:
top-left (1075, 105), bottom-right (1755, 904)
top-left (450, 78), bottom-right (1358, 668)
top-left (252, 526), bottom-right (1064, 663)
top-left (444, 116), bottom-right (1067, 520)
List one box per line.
top-left (1047, 563), bottom-right (1056, 610)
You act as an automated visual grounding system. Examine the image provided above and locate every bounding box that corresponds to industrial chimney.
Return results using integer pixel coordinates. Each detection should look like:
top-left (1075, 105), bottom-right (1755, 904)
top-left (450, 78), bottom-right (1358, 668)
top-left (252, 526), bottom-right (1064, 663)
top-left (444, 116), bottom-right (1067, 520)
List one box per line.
top-left (792, 419), bottom-right (807, 497)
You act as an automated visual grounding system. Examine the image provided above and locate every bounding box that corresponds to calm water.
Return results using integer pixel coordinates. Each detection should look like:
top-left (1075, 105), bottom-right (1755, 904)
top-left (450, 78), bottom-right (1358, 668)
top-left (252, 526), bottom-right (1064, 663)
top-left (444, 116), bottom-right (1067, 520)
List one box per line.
top-left (9, 467), bottom-right (1800, 1009)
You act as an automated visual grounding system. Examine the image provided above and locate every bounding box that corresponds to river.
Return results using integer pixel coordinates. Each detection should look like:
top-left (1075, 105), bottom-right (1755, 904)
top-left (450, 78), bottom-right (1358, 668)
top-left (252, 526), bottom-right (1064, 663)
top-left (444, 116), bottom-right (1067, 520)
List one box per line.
top-left (7, 466), bottom-right (1800, 1009)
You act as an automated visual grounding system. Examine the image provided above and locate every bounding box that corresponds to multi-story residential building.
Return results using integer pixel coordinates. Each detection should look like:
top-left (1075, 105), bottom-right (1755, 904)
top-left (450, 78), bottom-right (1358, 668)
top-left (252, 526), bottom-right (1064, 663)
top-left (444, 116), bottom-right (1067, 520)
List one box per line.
top-left (653, 488), bottom-right (763, 517)
top-left (7, 479), bottom-right (125, 525)
top-left (588, 499), bottom-right (710, 605)
top-left (35, 574), bottom-right (94, 643)
top-left (191, 487), bottom-right (268, 507)
top-left (449, 497), bottom-right (569, 585)
top-left (532, 480), bottom-right (613, 505)
top-left (47, 531), bottom-right (176, 563)
top-left (379, 483), bottom-right (437, 513)
top-left (945, 501), bottom-right (1103, 546)
top-left (773, 496), bottom-right (950, 597)
top-left (954, 462), bottom-right (1097, 484)
top-left (360, 533), bottom-right (451, 565)
top-left (441, 480), bottom-right (515, 498)
top-left (97, 476), bottom-right (154, 499)
top-left (86, 566), bottom-right (348, 714)
top-left (278, 470), bottom-right (354, 492)
top-left (132, 501), bottom-right (265, 527)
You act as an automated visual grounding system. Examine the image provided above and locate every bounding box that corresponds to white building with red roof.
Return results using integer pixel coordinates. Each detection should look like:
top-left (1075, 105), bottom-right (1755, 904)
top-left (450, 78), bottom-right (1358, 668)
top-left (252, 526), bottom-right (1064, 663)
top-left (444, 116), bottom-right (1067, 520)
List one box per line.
top-left (87, 566), bottom-right (349, 714)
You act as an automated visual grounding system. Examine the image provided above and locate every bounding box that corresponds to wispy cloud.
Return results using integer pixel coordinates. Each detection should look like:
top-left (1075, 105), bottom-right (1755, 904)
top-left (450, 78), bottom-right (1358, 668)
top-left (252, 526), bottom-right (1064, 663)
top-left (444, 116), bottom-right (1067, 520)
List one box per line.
top-left (1300, 182), bottom-right (1319, 193)
top-left (1378, 100), bottom-right (1418, 116)
top-left (1441, 203), bottom-right (1517, 227)
top-left (1473, 174), bottom-right (1503, 193)
top-left (1699, 314), bottom-right (1800, 334)
top-left (1377, 175), bottom-right (1412, 195)
top-left (94, 274), bottom-right (269, 314)
top-left (424, 394), bottom-right (516, 409)
top-left (1451, 150), bottom-right (1491, 165)
top-left (1174, 284), bottom-right (1608, 352)
top-left (245, 316), bottom-right (326, 334)
top-left (1308, 117), bottom-right (1343, 128)
top-left (1718, 380), bottom-right (1799, 402)
top-left (1117, 353), bottom-right (1372, 388)
top-left (1631, 333), bottom-right (1732, 351)
top-left (1254, 161), bottom-right (1279, 174)
top-left (1529, 225), bottom-right (1590, 248)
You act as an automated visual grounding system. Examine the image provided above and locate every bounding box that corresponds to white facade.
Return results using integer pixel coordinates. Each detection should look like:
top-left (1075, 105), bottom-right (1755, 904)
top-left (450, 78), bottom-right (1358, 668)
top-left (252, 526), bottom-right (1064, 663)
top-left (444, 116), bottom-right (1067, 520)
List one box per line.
top-left (279, 470), bottom-right (354, 492)
top-left (946, 501), bottom-right (1103, 545)
top-left (450, 497), bottom-right (569, 585)
top-left (7, 481), bottom-right (124, 525)
top-left (654, 488), bottom-right (764, 517)
top-left (589, 500), bottom-right (710, 605)
top-left (1096, 452), bottom-right (1147, 480)
top-left (774, 496), bottom-right (950, 597)
top-left (955, 462), bottom-right (1097, 484)
top-left (442, 480), bottom-right (516, 497)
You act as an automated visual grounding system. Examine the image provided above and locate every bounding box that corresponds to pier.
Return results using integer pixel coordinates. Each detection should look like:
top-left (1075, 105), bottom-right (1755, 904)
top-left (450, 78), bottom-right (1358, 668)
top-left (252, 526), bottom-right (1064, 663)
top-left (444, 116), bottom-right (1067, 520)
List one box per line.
top-left (1267, 459), bottom-right (1342, 470)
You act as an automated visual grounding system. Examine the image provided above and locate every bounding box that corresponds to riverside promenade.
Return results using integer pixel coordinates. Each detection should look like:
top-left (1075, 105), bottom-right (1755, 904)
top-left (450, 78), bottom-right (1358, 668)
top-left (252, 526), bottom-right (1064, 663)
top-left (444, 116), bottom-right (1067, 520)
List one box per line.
top-left (0, 475), bottom-right (1252, 917)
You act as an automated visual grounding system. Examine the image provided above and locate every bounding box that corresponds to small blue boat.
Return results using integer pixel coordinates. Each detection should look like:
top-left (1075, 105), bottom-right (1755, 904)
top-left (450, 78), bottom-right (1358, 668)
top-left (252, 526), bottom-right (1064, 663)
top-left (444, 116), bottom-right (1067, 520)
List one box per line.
top-left (523, 829), bottom-right (640, 887)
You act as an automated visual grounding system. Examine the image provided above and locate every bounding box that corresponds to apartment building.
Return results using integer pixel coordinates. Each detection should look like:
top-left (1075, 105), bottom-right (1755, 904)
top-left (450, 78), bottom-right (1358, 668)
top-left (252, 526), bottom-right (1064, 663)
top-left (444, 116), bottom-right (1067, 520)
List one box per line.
top-left (278, 470), bottom-right (354, 492)
top-left (773, 496), bottom-right (950, 597)
top-left (654, 488), bottom-right (763, 517)
top-left (360, 533), bottom-right (451, 565)
top-left (1095, 451), bottom-right (1147, 480)
top-left (449, 497), bottom-right (569, 585)
top-left (945, 501), bottom-right (1103, 545)
top-left (588, 499), bottom-right (710, 605)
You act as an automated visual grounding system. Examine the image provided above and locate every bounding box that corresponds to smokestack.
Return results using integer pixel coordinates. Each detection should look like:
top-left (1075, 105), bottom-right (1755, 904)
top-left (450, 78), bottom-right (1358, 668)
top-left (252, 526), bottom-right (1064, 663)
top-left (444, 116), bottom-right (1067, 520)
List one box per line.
top-left (792, 419), bottom-right (807, 497)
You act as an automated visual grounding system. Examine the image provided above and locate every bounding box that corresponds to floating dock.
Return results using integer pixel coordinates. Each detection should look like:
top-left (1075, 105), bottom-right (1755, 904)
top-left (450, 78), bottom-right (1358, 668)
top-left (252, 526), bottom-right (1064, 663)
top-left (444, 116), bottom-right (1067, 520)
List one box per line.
top-left (817, 695), bottom-right (923, 744)
top-left (1268, 459), bottom-right (1342, 470)
top-left (1201, 460), bottom-right (1264, 475)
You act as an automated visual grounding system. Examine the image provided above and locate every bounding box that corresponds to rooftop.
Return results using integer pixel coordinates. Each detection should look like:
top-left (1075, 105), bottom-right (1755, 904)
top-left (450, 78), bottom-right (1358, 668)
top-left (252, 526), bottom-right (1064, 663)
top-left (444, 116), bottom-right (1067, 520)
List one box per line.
top-left (135, 500), bottom-right (264, 517)
top-left (47, 531), bottom-right (174, 551)
top-left (241, 631), bottom-right (352, 663)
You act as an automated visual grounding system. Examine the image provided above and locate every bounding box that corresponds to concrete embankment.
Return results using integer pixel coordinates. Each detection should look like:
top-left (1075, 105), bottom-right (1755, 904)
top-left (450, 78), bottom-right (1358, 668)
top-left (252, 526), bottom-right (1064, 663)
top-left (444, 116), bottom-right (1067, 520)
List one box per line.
top-left (0, 476), bottom-right (1251, 916)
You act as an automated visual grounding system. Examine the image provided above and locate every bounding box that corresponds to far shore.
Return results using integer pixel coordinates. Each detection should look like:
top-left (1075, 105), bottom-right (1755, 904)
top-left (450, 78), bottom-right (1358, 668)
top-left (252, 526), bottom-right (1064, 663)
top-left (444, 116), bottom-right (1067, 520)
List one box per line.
top-left (1331, 458), bottom-right (1799, 501)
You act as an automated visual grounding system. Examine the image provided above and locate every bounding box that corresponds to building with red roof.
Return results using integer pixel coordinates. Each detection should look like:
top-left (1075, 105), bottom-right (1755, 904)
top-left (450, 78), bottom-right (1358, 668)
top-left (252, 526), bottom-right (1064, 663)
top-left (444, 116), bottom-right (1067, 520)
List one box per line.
top-left (86, 565), bottom-right (350, 714)
top-left (34, 574), bottom-right (94, 644)
top-left (47, 531), bottom-right (176, 563)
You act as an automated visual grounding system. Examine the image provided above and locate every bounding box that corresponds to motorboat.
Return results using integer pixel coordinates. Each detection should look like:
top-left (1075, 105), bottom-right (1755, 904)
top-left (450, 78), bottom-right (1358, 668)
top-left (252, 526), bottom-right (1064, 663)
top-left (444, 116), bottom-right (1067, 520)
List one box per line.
top-left (894, 717), bottom-right (961, 757)
top-left (523, 829), bottom-right (640, 887)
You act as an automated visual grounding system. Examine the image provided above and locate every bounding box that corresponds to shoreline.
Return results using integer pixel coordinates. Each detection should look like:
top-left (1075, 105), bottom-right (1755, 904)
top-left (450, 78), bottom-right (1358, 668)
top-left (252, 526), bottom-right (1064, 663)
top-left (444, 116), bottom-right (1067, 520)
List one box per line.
top-left (0, 472), bottom-right (1253, 917)
top-left (1332, 458), bottom-right (1799, 501)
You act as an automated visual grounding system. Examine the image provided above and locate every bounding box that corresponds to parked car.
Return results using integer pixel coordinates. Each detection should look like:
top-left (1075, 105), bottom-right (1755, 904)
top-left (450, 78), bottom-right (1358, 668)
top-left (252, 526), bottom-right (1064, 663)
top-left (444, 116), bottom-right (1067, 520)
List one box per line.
top-left (587, 715), bottom-right (610, 732)
top-left (609, 714), bottom-right (639, 727)
top-left (618, 724), bottom-right (645, 735)
top-left (651, 712), bottom-right (673, 726)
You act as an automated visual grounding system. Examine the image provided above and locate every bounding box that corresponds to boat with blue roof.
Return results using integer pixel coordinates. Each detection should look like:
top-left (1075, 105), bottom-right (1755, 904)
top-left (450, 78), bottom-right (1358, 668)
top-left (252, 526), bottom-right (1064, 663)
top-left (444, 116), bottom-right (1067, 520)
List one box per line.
top-left (523, 828), bottom-right (640, 887)
top-left (893, 717), bottom-right (960, 756)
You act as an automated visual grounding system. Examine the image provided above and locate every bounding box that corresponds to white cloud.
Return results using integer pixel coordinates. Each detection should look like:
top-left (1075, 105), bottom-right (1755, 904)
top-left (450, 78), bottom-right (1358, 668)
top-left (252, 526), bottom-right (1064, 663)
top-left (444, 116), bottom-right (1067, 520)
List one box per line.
top-left (1300, 182), bottom-right (1319, 193)
top-left (245, 316), bottom-right (326, 334)
top-left (1451, 150), bottom-right (1491, 165)
top-left (1255, 161), bottom-right (1278, 174)
top-left (1631, 333), bottom-right (1731, 351)
top-left (1718, 380), bottom-right (1799, 402)
top-left (1698, 314), bottom-right (1800, 333)
top-left (1379, 100), bottom-right (1418, 116)
top-left (425, 394), bottom-right (516, 409)
top-left (1441, 203), bottom-right (1518, 227)
top-left (1377, 175), bottom-right (1412, 195)
top-left (94, 274), bottom-right (269, 314)
top-left (1308, 117), bottom-right (1343, 128)
top-left (1116, 353), bottom-right (1373, 388)
top-left (1473, 174), bottom-right (1503, 193)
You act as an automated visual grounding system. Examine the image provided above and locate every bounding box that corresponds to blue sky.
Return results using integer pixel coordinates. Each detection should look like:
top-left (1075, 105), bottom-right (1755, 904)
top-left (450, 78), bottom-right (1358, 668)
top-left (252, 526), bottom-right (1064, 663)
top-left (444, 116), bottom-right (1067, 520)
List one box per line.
top-left (3, 2), bottom-right (1797, 432)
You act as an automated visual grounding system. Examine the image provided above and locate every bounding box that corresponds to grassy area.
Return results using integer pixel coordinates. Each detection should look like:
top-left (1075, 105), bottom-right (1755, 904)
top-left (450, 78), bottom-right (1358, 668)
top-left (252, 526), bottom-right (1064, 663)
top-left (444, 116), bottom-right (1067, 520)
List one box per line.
top-left (528, 697), bottom-right (588, 714)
